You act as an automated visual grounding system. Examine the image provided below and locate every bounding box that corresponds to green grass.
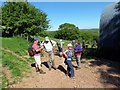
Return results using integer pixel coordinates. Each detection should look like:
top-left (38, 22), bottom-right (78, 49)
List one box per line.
top-left (2, 73), bottom-right (9, 88)
top-left (1, 37), bottom-right (32, 88)
top-left (2, 50), bottom-right (29, 76)
top-left (1, 37), bottom-right (30, 56)
top-left (2, 50), bottom-right (30, 87)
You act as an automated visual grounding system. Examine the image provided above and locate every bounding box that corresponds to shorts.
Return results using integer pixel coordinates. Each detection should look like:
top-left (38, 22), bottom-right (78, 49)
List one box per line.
top-left (34, 55), bottom-right (41, 65)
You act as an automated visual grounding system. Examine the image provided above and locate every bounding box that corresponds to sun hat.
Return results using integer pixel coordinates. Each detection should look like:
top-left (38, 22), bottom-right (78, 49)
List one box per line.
top-left (60, 39), bottom-right (62, 42)
top-left (67, 43), bottom-right (72, 47)
top-left (45, 36), bottom-right (49, 41)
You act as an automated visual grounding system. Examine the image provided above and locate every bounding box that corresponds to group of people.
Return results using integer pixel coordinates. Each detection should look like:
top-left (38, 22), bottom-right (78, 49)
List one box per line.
top-left (31, 36), bottom-right (83, 79)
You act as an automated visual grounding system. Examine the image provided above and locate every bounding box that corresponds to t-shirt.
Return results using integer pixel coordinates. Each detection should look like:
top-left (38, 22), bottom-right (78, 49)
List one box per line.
top-left (59, 41), bottom-right (64, 48)
top-left (32, 42), bottom-right (40, 56)
top-left (66, 50), bottom-right (72, 61)
top-left (43, 41), bottom-right (53, 52)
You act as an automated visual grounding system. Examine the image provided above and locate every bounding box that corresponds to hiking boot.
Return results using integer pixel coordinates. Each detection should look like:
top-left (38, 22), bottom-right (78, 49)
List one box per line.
top-left (76, 66), bottom-right (81, 70)
top-left (39, 69), bottom-right (46, 74)
top-left (49, 68), bottom-right (52, 71)
top-left (41, 64), bottom-right (42, 67)
top-left (70, 76), bottom-right (75, 79)
top-left (35, 67), bottom-right (39, 72)
top-left (65, 73), bottom-right (68, 76)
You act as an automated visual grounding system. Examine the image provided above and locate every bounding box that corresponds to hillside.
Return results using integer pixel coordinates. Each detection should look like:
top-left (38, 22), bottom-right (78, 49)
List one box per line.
top-left (80, 29), bottom-right (99, 35)
top-left (1, 37), bottom-right (120, 88)
top-left (1, 37), bottom-right (33, 88)
top-left (1, 36), bottom-right (71, 88)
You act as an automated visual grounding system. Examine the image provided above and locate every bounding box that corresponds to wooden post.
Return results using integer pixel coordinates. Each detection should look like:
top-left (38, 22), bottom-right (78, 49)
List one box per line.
top-left (27, 36), bottom-right (28, 41)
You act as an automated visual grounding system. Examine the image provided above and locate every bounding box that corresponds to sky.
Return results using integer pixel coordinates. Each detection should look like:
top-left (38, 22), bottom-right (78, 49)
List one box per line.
top-left (0, 1), bottom-right (114, 30)
top-left (29, 2), bottom-right (113, 30)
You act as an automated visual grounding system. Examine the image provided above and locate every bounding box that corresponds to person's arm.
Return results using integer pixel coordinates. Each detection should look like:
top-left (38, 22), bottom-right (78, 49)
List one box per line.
top-left (35, 46), bottom-right (43, 52)
top-left (63, 50), bottom-right (69, 58)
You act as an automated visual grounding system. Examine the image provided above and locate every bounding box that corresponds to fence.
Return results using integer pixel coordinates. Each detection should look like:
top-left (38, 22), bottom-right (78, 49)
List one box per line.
top-left (14, 33), bottom-right (34, 43)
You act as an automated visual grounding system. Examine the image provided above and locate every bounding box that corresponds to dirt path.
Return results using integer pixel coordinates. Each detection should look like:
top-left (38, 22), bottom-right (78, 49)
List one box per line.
top-left (10, 54), bottom-right (120, 88)
top-left (1, 48), bottom-right (28, 62)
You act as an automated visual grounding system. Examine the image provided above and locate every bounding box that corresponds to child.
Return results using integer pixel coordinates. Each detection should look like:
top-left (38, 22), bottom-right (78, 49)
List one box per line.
top-left (63, 43), bottom-right (75, 78)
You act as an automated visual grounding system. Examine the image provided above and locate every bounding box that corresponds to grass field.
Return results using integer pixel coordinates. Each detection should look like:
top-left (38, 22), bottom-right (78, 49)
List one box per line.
top-left (1, 37), bottom-right (32, 88)
top-left (2, 37), bottom-right (31, 56)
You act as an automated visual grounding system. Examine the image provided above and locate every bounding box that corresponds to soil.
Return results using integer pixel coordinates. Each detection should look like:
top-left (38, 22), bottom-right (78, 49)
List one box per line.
top-left (10, 53), bottom-right (120, 88)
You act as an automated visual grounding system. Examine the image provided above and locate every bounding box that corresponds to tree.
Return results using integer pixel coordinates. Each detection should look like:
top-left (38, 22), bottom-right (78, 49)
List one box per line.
top-left (55, 23), bottom-right (80, 40)
top-left (79, 30), bottom-right (99, 45)
top-left (2, 2), bottom-right (49, 37)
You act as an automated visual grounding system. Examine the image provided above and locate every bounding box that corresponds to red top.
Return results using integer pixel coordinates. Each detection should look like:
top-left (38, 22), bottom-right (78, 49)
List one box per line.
top-left (32, 42), bottom-right (40, 56)
top-left (74, 52), bottom-right (81, 56)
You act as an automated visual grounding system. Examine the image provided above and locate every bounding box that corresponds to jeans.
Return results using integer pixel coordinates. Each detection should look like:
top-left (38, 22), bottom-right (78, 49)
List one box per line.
top-left (65, 60), bottom-right (74, 77)
top-left (75, 55), bottom-right (81, 67)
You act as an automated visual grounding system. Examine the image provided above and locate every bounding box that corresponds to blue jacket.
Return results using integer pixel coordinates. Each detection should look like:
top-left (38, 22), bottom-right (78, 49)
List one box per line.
top-left (74, 44), bottom-right (82, 53)
top-left (66, 50), bottom-right (72, 61)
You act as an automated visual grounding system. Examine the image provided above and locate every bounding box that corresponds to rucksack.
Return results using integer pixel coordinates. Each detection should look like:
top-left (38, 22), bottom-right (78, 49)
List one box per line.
top-left (50, 40), bottom-right (53, 46)
top-left (28, 46), bottom-right (36, 56)
top-left (42, 40), bottom-right (53, 45)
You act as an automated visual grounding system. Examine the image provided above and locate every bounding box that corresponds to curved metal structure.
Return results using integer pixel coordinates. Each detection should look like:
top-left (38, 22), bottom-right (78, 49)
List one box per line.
top-left (99, 2), bottom-right (120, 61)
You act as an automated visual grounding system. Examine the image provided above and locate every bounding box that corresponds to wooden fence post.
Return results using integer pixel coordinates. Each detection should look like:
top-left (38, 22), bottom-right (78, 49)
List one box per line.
top-left (21, 33), bottom-right (23, 38)
top-left (27, 36), bottom-right (28, 41)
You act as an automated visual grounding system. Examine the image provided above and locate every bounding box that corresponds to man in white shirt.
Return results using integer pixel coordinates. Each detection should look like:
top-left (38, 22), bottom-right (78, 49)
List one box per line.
top-left (42, 37), bottom-right (57, 71)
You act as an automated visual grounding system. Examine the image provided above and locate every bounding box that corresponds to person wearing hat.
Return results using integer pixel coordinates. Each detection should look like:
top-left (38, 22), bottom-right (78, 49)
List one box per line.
top-left (63, 43), bottom-right (75, 79)
top-left (42, 36), bottom-right (57, 71)
top-left (32, 38), bottom-right (46, 74)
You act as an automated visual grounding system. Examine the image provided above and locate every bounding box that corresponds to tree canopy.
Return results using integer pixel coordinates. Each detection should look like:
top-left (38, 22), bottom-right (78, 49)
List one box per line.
top-left (2, 2), bottom-right (49, 37)
top-left (55, 23), bottom-right (80, 40)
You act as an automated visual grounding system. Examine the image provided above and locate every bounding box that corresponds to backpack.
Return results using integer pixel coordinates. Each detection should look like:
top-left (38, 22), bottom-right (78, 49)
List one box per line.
top-left (42, 40), bottom-right (53, 46)
top-left (50, 40), bottom-right (53, 46)
top-left (28, 46), bottom-right (36, 56)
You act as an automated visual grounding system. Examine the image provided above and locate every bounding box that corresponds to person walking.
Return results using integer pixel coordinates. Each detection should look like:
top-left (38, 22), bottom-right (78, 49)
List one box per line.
top-left (72, 40), bottom-right (75, 48)
top-left (57, 39), bottom-right (64, 57)
top-left (32, 38), bottom-right (46, 74)
top-left (42, 36), bottom-right (57, 71)
top-left (74, 40), bottom-right (83, 69)
top-left (63, 43), bottom-right (75, 79)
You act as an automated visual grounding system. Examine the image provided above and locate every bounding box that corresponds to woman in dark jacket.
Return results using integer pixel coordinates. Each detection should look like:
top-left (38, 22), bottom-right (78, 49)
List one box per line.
top-left (74, 40), bottom-right (82, 69)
